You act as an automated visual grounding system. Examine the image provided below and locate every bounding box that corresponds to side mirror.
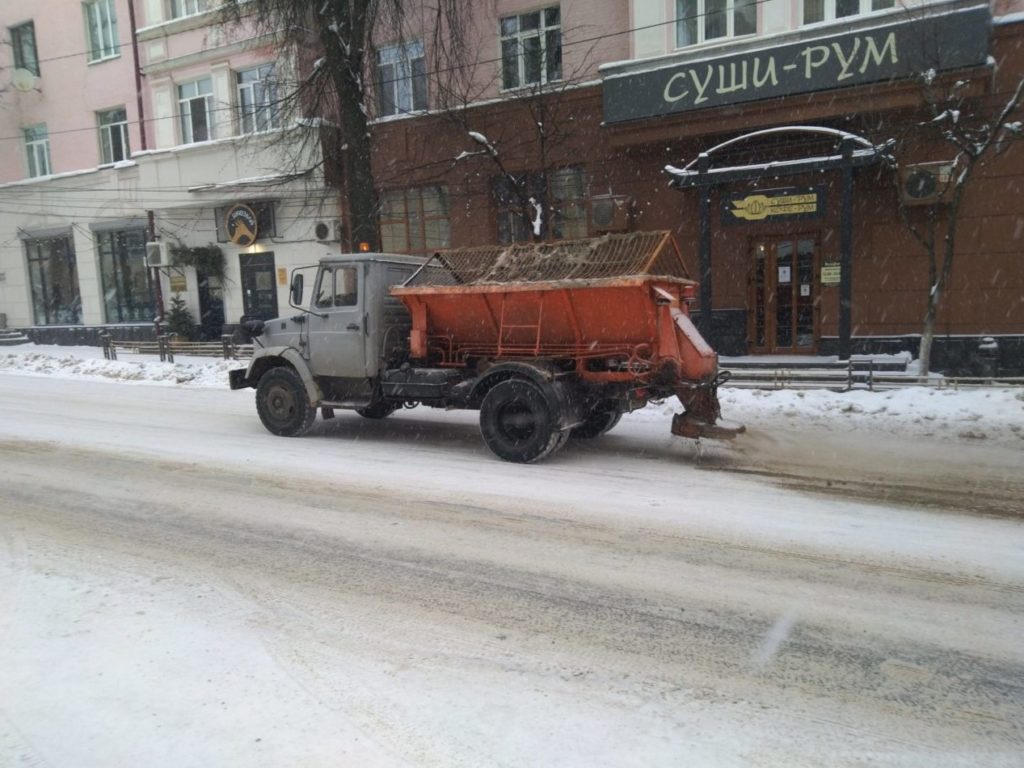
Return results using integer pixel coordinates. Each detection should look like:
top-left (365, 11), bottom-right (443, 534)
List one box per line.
top-left (290, 272), bottom-right (304, 306)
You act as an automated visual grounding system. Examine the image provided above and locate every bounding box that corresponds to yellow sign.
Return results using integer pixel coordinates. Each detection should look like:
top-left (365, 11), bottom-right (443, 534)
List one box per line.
top-left (225, 204), bottom-right (259, 246)
top-left (169, 272), bottom-right (187, 292)
top-left (821, 263), bottom-right (841, 285)
top-left (730, 192), bottom-right (819, 221)
top-left (277, 267), bottom-right (287, 285)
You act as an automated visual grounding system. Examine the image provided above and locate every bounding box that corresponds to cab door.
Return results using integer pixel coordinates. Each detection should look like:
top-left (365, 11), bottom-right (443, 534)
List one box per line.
top-left (305, 264), bottom-right (367, 379)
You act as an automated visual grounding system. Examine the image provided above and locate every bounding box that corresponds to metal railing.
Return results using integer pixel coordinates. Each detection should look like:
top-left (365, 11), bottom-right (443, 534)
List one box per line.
top-left (101, 333), bottom-right (253, 363)
top-left (721, 359), bottom-right (1024, 391)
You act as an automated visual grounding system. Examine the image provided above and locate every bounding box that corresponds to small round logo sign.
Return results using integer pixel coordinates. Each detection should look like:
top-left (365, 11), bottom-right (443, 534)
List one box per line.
top-left (225, 204), bottom-right (258, 246)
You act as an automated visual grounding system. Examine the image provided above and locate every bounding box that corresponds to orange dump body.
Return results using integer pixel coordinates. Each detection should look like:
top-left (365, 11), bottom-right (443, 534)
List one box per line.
top-left (390, 275), bottom-right (718, 386)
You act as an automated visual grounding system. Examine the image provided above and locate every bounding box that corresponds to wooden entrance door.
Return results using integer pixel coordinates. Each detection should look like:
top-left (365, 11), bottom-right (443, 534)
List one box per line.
top-left (749, 236), bottom-right (818, 353)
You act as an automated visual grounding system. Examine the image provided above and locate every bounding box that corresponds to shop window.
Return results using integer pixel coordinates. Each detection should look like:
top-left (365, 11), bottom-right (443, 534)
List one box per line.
top-left (214, 201), bottom-right (277, 243)
top-left (10, 21), bottom-right (39, 76)
top-left (178, 77), bottom-right (213, 144)
top-left (24, 124), bottom-right (51, 177)
top-left (676, 0), bottom-right (756, 48)
top-left (237, 64), bottom-right (280, 134)
top-left (494, 168), bottom-right (587, 244)
top-left (84, 0), bottom-right (119, 62)
top-left (26, 234), bottom-right (81, 325)
top-left (169, 0), bottom-right (208, 19)
top-left (803, 0), bottom-right (894, 25)
top-left (379, 186), bottom-right (450, 253)
top-left (98, 107), bottom-right (130, 164)
top-left (500, 6), bottom-right (561, 90)
top-left (376, 40), bottom-right (427, 117)
top-left (98, 229), bottom-right (151, 323)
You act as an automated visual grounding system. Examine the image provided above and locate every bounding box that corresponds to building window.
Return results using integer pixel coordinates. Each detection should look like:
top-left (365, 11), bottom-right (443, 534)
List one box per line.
top-left (214, 201), bottom-right (277, 242)
top-left (237, 64), bottom-right (280, 134)
top-left (376, 41), bottom-right (427, 117)
top-left (500, 6), bottom-right (561, 90)
top-left (379, 186), bottom-right (450, 253)
top-left (803, 0), bottom-right (894, 25)
top-left (97, 107), bottom-right (130, 164)
top-left (178, 77), bottom-right (213, 144)
top-left (676, 0), bottom-right (756, 47)
top-left (10, 21), bottom-right (39, 75)
top-left (24, 124), bottom-right (51, 177)
top-left (98, 229), bottom-right (151, 323)
top-left (493, 168), bottom-right (586, 244)
top-left (26, 235), bottom-right (81, 325)
top-left (169, 0), bottom-right (208, 19)
top-left (84, 0), bottom-right (119, 62)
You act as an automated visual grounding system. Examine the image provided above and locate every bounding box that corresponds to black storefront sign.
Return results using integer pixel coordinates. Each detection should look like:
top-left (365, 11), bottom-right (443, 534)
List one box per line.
top-left (603, 5), bottom-right (991, 124)
top-left (722, 186), bottom-right (826, 224)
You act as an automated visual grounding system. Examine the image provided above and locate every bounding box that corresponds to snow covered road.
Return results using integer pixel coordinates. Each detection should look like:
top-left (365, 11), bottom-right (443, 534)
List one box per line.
top-left (1, 371), bottom-right (1023, 766)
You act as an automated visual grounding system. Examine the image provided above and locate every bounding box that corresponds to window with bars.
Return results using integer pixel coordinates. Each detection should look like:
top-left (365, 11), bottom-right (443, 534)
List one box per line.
top-left (676, 0), bottom-right (757, 48)
top-left (10, 21), bottom-right (39, 75)
top-left (376, 41), bottom-right (427, 117)
top-left (237, 64), bottom-right (280, 134)
top-left (803, 0), bottom-right (895, 25)
top-left (379, 186), bottom-right (451, 254)
top-left (84, 0), bottom-right (119, 62)
top-left (500, 6), bottom-right (562, 90)
top-left (493, 168), bottom-right (587, 244)
top-left (97, 107), bottom-right (130, 164)
top-left (98, 229), bottom-right (151, 323)
top-left (26, 235), bottom-right (81, 325)
top-left (24, 124), bottom-right (51, 177)
top-left (169, 0), bottom-right (208, 19)
top-left (178, 77), bottom-right (213, 144)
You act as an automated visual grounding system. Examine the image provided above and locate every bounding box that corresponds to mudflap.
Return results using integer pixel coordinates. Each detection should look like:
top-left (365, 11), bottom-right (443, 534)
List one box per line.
top-left (672, 377), bottom-right (745, 441)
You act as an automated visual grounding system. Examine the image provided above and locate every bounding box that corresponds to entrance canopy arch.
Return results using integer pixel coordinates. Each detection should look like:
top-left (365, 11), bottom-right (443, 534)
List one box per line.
top-left (665, 126), bottom-right (894, 358)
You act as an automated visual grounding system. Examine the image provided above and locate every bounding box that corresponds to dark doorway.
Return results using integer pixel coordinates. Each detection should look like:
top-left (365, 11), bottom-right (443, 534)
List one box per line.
top-left (239, 252), bottom-right (279, 321)
top-left (197, 273), bottom-right (225, 340)
top-left (749, 236), bottom-right (819, 354)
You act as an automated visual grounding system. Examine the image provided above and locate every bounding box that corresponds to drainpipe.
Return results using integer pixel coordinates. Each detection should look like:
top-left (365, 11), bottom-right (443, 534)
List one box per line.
top-left (127, 0), bottom-right (163, 336)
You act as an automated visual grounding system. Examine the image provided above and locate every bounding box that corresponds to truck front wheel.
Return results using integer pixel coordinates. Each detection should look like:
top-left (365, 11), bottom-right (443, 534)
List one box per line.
top-left (479, 379), bottom-right (565, 463)
top-left (255, 367), bottom-right (316, 437)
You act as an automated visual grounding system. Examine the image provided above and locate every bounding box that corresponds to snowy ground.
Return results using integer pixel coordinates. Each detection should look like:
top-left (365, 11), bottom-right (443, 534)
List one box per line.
top-left (4, 343), bottom-right (1023, 447)
top-left (1, 344), bottom-right (1022, 767)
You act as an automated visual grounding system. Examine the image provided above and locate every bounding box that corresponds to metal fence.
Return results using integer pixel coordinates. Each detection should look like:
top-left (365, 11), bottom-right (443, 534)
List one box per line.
top-left (102, 333), bottom-right (253, 363)
top-left (721, 360), bottom-right (1024, 391)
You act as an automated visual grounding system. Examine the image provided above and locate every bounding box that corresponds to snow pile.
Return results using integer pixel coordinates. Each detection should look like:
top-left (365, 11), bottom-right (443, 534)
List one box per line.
top-left (2, 344), bottom-right (1022, 445)
top-left (0, 346), bottom-right (240, 389)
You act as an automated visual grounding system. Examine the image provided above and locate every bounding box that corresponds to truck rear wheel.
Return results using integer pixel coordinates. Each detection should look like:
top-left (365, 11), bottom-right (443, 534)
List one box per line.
top-left (571, 408), bottom-right (622, 439)
top-left (479, 379), bottom-right (565, 463)
top-left (255, 367), bottom-right (316, 437)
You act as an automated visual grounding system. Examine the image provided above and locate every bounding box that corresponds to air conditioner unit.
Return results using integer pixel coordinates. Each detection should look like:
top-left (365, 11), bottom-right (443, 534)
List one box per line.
top-left (145, 241), bottom-right (171, 268)
top-left (589, 195), bottom-right (632, 233)
top-left (899, 162), bottom-right (955, 206)
top-left (314, 219), bottom-right (343, 243)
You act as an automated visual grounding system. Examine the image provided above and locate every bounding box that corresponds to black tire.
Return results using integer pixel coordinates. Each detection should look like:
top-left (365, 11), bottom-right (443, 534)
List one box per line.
top-left (355, 400), bottom-right (398, 419)
top-left (570, 408), bottom-right (622, 440)
top-left (255, 366), bottom-right (316, 437)
top-left (479, 379), bottom-right (565, 463)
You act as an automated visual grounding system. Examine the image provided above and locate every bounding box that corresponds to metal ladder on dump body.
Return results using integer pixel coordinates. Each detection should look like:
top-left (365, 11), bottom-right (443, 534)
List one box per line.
top-left (497, 292), bottom-right (545, 357)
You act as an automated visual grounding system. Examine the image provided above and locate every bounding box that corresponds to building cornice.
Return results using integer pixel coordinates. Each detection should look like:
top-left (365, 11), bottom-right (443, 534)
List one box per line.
top-left (141, 31), bottom-right (279, 76)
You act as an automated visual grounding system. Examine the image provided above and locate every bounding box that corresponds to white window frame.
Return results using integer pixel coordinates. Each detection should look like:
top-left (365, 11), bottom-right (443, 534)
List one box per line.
top-left (236, 63), bottom-right (280, 134)
top-left (25, 124), bottom-right (51, 177)
top-left (675, 0), bottom-right (758, 49)
top-left (500, 6), bottom-right (562, 90)
top-left (98, 107), bottom-right (130, 164)
top-left (376, 41), bottom-right (427, 118)
top-left (84, 0), bottom-right (119, 62)
top-left (169, 0), bottom-right (208, 19)
top-left (802, 0), bottom-right (895, 26)
top-left (10, 21), bottom-right (39, 75)
top-left (178, 77), bottom-right (213, 144)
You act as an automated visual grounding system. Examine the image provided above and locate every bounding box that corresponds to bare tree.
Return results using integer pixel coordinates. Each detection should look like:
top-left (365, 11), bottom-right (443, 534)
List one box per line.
top-left (895, 70), bottom-right (1024, 374)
